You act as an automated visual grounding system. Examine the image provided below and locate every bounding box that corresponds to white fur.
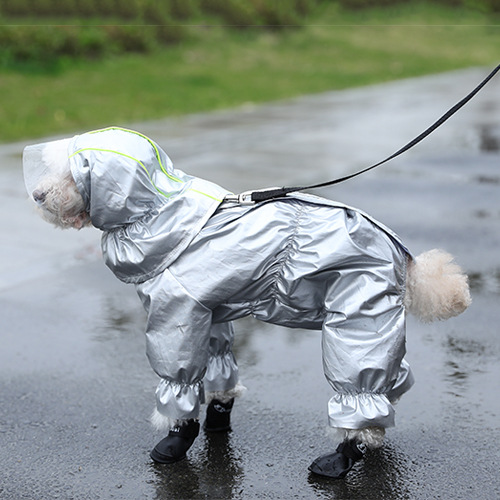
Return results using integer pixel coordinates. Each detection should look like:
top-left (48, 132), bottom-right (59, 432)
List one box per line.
top-left (205, 382), bottom-right (247, 405)
top-left (150, 409), bottom-right (184, 433)
top-left (405, 249), bottom-right (471, 323)
top-left (33, 173), bottom-right (90, 229)
top-left (328, 426), bottom-right (386, 450)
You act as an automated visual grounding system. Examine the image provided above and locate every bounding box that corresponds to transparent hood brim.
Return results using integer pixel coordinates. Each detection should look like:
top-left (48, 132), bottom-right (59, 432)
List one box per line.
top-left (22, 138), bottom-right (72, 203)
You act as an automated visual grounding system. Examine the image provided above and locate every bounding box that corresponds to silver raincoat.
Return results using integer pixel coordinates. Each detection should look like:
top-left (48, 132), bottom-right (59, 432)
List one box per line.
top-left (24, 127), bottom-right (414, 431)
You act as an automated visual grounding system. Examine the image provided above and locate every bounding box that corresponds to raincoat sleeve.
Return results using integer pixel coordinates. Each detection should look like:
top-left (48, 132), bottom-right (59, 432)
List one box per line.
top-left (135, 269), bottom-right (240, 429)
top-left (203, 321), bottom-right (240, 396)
top-left (135, 268), bottom-right (213, 425)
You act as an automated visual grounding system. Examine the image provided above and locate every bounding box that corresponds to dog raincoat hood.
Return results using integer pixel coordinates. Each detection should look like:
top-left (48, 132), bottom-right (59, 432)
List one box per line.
top-left (24, 128), bottom-right (230, 283)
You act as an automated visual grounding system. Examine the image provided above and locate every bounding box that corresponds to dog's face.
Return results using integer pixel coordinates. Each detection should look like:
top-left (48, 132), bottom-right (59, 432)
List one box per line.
top-left (31, 173), bottom-right (91, 230)
top-left (24, 137), bottom-right (92, 230)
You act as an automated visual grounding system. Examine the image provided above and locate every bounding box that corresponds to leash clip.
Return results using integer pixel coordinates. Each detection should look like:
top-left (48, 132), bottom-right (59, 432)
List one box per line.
top-left (224, 187), bottom-right (286, 205)
top-left (224, 190), bottom-right (256, 205)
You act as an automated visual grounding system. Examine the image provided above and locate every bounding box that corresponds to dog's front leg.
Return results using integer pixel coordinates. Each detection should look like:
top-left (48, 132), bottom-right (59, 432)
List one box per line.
top-left (135, 269), bottom-right (214, 463)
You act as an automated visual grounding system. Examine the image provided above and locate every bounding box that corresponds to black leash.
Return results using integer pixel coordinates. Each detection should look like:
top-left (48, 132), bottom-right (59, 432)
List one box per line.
top-left (236, 64), bottom-right (500, 204)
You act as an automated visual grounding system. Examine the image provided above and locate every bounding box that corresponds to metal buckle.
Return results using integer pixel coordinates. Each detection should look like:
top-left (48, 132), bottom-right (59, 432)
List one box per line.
top-left (224, 187), bottom-right (284, 205)
top-left (224, 190), bottom-right (255, 205)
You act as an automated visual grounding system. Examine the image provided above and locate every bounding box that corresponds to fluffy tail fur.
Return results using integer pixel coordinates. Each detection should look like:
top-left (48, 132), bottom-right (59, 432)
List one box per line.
top-left (405, 249), bottom-right (471, 323)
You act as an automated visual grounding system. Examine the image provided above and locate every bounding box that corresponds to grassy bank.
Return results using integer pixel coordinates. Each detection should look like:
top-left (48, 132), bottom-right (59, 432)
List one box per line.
top-left (1, 1), bottom-right (499, 143)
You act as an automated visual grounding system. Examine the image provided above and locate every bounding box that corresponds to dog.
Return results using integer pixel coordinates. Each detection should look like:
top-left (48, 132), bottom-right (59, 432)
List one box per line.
top-left (23, 127), bottom-right (471, 478)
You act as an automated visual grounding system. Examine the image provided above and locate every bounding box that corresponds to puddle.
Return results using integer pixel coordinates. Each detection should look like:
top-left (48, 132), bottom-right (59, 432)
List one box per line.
top-left (442, 336), bottom-right (487, 396)
top-left (477, 124), bottom-right (500, 152)
top-left (475, 174), bottom-right (500, 185)
top-left (467, 270), bottom-right (500, 294)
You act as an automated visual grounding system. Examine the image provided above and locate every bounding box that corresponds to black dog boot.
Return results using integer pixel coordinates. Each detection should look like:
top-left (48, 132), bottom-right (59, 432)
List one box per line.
top-left (150, 419), bottom-right (200, 464)
top-left (308, 439), bottom-right (365, 479)
top-left (204, 398), bottom-right (234, 432)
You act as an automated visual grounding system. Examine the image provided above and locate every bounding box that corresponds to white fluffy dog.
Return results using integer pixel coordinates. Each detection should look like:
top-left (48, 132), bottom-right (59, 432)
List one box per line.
top-left (24, 129), bottom-right (471, 479)
top-left (31, 136), bottom-right (471, 323)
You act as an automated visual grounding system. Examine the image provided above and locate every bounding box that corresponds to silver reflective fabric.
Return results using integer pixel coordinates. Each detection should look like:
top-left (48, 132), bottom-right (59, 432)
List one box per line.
top-left (135, 194), bottom-right (414, 430)
top-left (25, 127), bottom-right (415, 432)
top-left (67, 128), bottom-right (230, 282)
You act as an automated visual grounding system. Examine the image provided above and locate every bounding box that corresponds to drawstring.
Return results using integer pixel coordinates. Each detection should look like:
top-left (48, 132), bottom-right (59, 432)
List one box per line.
top-left (226, 63), bottom-right (500, 205)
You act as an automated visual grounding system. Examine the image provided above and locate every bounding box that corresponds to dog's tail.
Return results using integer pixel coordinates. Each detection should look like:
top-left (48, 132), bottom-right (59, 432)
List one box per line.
top-left (404, 249), bottom-right (471, 323)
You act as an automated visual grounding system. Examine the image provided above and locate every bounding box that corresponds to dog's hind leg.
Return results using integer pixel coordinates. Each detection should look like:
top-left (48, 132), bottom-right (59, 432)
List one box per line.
top-left (309, 231), bottom-right (412, 478)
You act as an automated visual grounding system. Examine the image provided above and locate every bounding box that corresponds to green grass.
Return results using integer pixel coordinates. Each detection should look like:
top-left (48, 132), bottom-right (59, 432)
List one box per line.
top-left (1, 1), bottom-right (499, 143)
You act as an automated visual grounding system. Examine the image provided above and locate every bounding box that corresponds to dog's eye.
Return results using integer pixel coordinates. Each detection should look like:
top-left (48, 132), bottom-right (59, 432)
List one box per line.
top-left (32, 190), bottom-right (46, 204)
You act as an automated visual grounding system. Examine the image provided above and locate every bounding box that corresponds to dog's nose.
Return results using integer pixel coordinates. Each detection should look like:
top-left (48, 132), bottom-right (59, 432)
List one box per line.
top-left (32, 190), bottom-right (46, 204)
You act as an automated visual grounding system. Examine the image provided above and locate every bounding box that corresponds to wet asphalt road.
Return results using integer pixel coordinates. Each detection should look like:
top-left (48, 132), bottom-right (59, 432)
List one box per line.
top-left (1, 68), bottom-right (499, 499)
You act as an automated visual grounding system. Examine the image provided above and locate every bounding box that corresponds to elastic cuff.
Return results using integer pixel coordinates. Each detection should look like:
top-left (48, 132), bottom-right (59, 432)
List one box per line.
top-left (203, 351), bottom-right (239, 394)
top-left (154, 379), bottom-right (203, 429)
top-left (327, 392), bottom-right (395, 430)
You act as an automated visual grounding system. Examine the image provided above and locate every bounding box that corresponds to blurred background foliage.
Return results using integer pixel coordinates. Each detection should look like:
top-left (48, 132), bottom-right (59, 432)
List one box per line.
top-left (0, 0), bottom-right (499, 141)
top-left (0, 0), bottom-right (317, 67)
top-left (1, 0), bottom-right (498, 67)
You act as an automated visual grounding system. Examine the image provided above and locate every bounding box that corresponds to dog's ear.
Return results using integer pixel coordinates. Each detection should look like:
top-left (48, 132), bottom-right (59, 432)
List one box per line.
top-left (65, 212), bottom-right (91, 230)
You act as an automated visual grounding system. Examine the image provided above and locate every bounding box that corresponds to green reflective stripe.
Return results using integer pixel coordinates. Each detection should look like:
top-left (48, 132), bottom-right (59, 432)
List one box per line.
top-left (88, 126), bottom-right (182, 183)
top-left (69, 147), bottom-right (171, 198)
top-left (188, 188), bottom-right (223, 202)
